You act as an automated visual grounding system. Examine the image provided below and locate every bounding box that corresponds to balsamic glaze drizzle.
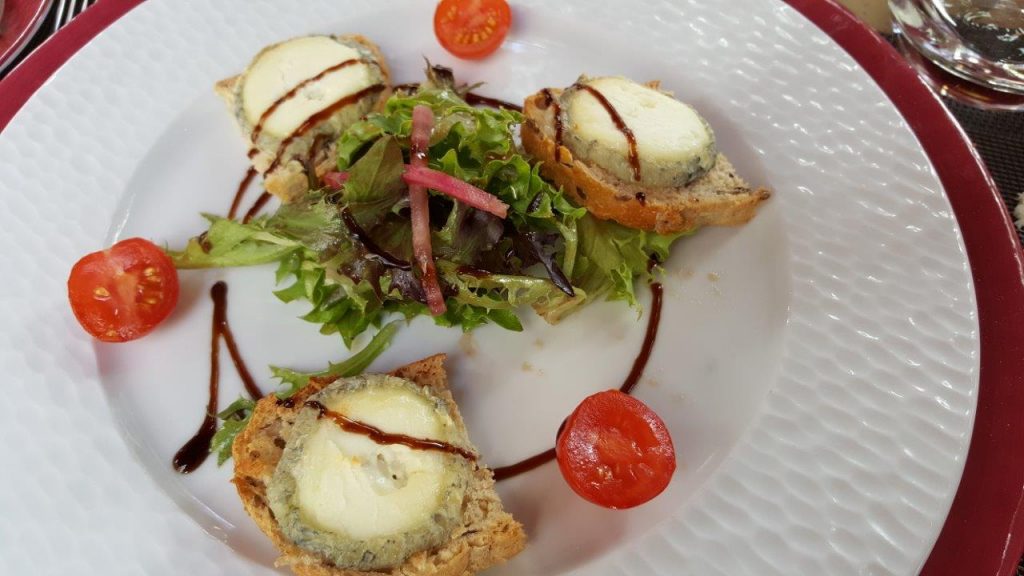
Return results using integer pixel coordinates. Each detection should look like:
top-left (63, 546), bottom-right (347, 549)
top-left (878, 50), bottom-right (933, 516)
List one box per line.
top-left (492, 448), bottom-right (557, 482)
top-left (173, 282), bottom-right (263, 474)
top-left (394, 81), bottom-right (522, 113)
top-left (572, 83), bottom-right (642, 181)
top-left (305, 400), bottom-right (478, 461)
top-left (242, 192), bottom-right (272, 224)
top-left (228, 168), bottom-right (258, 220)
top-left (541, 88), bottom-right (565, 164)
top-left (619, 281), bottom-right (663, 396)
top-left (463, 92), bottom-right (523, 113)
top-left (491, 281), bottom-right (663, 481)
top-left (266, 83), bottom-right (386, 174)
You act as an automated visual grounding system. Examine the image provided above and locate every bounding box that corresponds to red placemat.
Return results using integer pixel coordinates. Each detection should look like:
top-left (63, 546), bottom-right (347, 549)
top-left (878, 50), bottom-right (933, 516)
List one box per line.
top-left (2, 1), bottom-right (1023, 574)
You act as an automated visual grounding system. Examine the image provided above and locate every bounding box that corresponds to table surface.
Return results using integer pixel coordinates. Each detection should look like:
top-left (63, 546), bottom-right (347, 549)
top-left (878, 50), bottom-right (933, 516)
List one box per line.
top-left (2, 1), bottom-right (1023, 574)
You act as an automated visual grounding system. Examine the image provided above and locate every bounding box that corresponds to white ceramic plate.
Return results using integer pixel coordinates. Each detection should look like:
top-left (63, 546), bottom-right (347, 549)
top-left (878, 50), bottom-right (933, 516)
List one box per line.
top-left (0, 0), bottom-right (978, 574)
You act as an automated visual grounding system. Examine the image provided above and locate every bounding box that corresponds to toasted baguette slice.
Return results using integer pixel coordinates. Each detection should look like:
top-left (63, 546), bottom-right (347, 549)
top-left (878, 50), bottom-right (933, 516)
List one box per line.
top-left (232, 354), bottom-right (526, 576)
top-left (521, 88), bottom-right (770, 234)
top-left (215, 34), bottom-right (392, 204)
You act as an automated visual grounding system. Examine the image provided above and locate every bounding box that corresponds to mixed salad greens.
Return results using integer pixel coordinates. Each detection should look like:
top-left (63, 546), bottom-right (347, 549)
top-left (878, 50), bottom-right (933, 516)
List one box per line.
top-left (169, 67), bottom-right (685, 463)
top-left (171, 67), bottom-right (682, 346)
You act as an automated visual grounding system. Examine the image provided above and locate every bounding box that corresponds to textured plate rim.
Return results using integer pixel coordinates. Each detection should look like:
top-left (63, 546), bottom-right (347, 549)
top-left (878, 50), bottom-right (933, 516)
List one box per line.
top-left (781, 2), bottom-right (1024, 574)
top-left (0, 0), bottom-right (1013, 574)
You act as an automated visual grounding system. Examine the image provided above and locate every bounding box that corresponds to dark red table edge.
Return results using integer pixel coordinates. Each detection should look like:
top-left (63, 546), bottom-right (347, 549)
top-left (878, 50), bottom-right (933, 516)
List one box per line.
top-left (3, 0), bottom-right (1024, 574)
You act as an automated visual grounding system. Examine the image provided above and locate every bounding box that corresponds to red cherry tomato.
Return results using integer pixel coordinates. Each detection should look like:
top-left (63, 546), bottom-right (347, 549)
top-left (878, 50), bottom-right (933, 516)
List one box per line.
top-left (556, 390), bottom-right (676, 509)
top-left (67, 238), bottom-right (180, 342)
top-left (434, 0), bottom-right (512, 60)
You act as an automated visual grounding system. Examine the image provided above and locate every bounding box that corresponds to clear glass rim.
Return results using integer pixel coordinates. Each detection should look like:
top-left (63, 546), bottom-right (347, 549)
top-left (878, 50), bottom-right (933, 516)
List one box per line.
top-left (889, 0), bottom-right (1024, 96)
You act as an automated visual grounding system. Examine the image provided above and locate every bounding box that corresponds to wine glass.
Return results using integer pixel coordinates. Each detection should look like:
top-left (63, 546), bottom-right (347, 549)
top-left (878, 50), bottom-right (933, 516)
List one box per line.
top-left (890, 0), bottom-right (1024, 96)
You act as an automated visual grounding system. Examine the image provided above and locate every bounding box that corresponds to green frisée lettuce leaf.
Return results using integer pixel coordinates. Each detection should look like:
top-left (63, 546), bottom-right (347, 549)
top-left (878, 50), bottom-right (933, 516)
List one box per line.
top-left (269, 320), bottom-right (401, 396)
top-left (267, 197), bottom-right (344, 257)
top-left (273, 252), bottom-right (384, 347)
top-left (211, 397), bottom-right (256, 466)
top-left (435, 301), bottom-right (524, 332)
top-left (337, 85), bottom-right (520, 171)
top-left (168, 216), bottom-right (301, 269)
top-left (437, 260), bottom-right (581, 322)
top-left (573, 214), bottom-right (686, 306)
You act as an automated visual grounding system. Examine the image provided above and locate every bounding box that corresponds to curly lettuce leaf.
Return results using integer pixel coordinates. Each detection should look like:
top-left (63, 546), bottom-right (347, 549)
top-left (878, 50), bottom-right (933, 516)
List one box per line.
top-left (210, 397), bottom-right (256, 465)
top-left (273, 252), bottom-right (387, 346)
top-left (267, 195), bottom-right (345, 258)
top-left (168, 190), bottom-right (351, 269)
top-left (435, 260), bottom-right (582, 326)
top-left (168, 216), bottom-right (301, 269)
top-left (572, 214), bottom-right (686, 306)
top-left (436, 301), bottom-right (524, 332)
top-left (337, 87), bottom-right (520, 170)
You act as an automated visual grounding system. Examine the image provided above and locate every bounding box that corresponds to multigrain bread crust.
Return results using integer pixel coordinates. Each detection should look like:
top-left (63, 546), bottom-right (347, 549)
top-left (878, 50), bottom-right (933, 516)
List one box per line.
top-left (232, 354), bottom-right (526, 576)
top-left (521, 89), bottom-right (771, 234)
top-left (215, 34), bottom-right (393, 204)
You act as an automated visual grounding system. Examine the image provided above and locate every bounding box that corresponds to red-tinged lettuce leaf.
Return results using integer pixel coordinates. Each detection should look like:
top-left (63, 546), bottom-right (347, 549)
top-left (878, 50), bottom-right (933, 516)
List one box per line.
top-left (341, 135), bottom-right (407, 229)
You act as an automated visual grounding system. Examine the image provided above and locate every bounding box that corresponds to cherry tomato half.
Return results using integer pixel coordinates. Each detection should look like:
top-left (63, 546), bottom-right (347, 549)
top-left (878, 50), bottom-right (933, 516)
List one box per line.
top-left (67, 238), bottom-right (180, 342)
top-left (556, 390), bottom-right (676, 509)
top-left (434, 0), bottom-right (512, 60)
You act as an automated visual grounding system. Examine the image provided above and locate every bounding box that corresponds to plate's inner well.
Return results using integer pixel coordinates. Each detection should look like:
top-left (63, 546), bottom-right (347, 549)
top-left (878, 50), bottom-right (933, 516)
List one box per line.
top-left (96, 11), bottom-right (789, 573)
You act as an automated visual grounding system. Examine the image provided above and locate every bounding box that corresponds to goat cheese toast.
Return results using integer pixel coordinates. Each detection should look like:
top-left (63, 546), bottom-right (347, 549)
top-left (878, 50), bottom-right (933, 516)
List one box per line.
top-left (521, 75), bottom-right (770, 233)
top-left (232, 354), bottom-right (526, 576)
top-left (215, 34), bottom-right (392, 203)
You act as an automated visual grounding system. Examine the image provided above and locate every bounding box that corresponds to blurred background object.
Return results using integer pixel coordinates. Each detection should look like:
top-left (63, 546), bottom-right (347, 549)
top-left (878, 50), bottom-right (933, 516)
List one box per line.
top-left (0, 0), bottom-right (54, 74)
top-left (891, 0), bottom-right (1024, 95)
top-left (837, 0), bottom-right (895, 30)
top-left (52, 0), bottom-right (97, 33)
top-left (835, 0), bottom-right (1024, 216)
